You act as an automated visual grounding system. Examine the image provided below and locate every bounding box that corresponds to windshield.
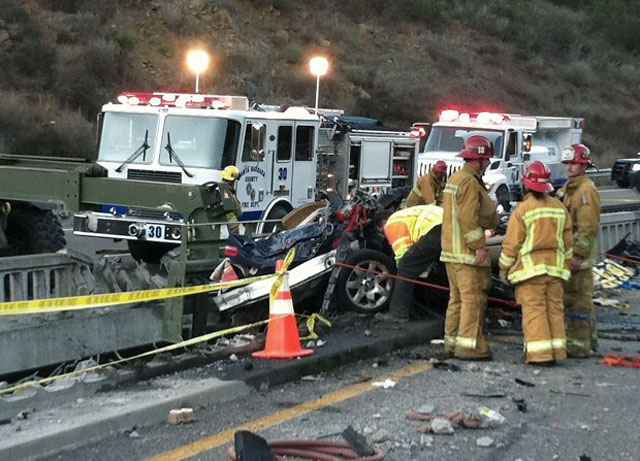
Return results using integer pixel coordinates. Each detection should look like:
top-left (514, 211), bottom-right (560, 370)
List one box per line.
top-left (159, 115), bottom-right (241, 169)
top-left (98, 112), bottom-right (158, 163)
top-left (424, 126), bottom-right (504, 159)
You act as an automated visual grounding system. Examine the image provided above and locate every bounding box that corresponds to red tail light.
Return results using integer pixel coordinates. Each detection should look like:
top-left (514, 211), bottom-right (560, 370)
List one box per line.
top-left (224, 245), bottom-right (239, 257)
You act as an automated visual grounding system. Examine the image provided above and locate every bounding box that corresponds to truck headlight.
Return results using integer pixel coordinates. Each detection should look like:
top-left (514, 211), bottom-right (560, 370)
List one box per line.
top-left (632, 163), bottom-right (640, 172)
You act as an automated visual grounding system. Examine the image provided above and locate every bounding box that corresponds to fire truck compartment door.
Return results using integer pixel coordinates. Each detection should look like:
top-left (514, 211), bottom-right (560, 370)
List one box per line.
top-left (358, 140), bottom-right (392, 185)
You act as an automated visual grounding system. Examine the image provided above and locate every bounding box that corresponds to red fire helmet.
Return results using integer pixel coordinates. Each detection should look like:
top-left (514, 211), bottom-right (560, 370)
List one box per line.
top-left (432, 160), bottom-right (447, 174)
top-left (457, 136), bottom-right (493, 160)
top-left (522, 161), bottom-right (553, 193)
top-left (561, 143), bottom-right (593, 166)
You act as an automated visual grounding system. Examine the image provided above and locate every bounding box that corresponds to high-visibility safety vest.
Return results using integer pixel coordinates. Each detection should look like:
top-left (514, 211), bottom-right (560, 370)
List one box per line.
top-left (440, 164), bottom-right (498, 267)
top-left (384, 205), bottom-right (444, 262)
top-left (556, 174), bottom-right (601, 269)
top-left (406, 172), bottom-right (445, 207)
top-left (499, 193), bottom-right (573, 284)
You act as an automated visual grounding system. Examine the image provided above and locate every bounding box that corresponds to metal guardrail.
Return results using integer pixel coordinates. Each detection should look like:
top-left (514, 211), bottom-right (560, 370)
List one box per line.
top-left (0, 252), bottom-right (94, 302)
top-left (587, 168), bottom-right (612, 179)
top-left (599, 210), bottom-right (640, 253)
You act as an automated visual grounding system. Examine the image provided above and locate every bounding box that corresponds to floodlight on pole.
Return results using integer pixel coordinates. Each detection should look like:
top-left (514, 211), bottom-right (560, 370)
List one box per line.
top-left (309, 57), bottom-right (329, 116)
top-left (186, 50), bottom-right (210, 93)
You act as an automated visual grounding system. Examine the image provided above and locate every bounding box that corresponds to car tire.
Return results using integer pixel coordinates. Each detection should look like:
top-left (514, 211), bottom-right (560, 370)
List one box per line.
top-left (616, 179), bottom-right (630, 189)
top-left (335, 249), bottom-right (396, 314)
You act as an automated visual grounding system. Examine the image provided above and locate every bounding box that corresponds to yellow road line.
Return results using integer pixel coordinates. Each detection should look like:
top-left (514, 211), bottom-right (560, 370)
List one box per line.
top-left (147, 361), bottom-right (432, 461)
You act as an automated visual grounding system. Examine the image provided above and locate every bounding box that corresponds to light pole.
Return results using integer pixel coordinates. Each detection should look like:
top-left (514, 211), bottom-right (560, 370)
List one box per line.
top-left (309, 57), bottom-right (329, 115)
top-left (186, 50), bottom-right (210, 93)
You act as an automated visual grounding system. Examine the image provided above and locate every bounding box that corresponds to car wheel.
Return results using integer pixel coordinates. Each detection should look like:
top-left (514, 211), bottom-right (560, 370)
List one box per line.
top-left (335, 249), bottom-right (396, 313)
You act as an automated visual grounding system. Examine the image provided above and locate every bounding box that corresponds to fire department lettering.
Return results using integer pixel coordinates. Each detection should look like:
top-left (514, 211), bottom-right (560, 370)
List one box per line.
top-left (241, 166), bottom-right (266, 177)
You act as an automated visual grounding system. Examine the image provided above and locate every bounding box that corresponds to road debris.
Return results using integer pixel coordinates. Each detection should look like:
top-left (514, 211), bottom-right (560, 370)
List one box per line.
top-left (599, 353), bottom-right (640, 368)
top-left (515, 378), bottom-right (535, 387)
top-left (167, 408), bottom-right (195, 425)
top-left (479, 407), bottom-right (506, 426)
top-left (371, 379), bottom-right (396, 389)
top-left (429, 418), bottom-right (455, 434)
top-left (476, 436), bottom-right (494, 447)
top-left (432, 361), bottom-right (460, 372)
top-left (345, 376), bottom-right (372, 385)
top-left (407, 410), bottom-right (484, 432)
top-left (512, 397), bottom-right (527, 412)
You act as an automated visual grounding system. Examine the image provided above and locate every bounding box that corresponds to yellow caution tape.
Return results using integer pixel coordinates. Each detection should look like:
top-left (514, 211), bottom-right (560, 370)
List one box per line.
top-left (0, 311), bottom-right (332, 396)
top-left (269, 248), bottom-right (296, 304)
top-left (0, 273), bottom-right (275, 316)
top-left (0, 316), bottom-right (273, 395)
top-left (300, 313), bottom-right (332, 341)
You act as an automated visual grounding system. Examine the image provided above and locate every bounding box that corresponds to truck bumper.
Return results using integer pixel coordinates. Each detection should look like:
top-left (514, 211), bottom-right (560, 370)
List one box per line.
top-left (73, 211), bottom-right (184, 244)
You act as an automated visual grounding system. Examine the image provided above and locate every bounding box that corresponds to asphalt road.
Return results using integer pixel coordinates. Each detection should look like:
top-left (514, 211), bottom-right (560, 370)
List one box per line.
top-left (51, 329), bottom-right (640, 461)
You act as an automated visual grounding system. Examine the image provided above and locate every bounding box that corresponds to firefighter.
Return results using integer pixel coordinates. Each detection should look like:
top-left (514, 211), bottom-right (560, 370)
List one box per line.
top-left (405, 160), bottom-right (447, 207)
top-left (557, 144), bottom-right (601, 358)
top-left (499, 161), bottom-right (573, 366)
top-left (441, 136), bottom-right (498, 360)
top-left (381, 204), bottom-right (444, 322)
top-left (220, 165), bottom-right (243, 227)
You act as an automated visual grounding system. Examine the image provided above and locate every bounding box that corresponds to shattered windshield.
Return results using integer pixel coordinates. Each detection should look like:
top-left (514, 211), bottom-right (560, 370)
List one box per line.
top-left (424, 126), bottom-right (504, 159)
top-left (98, 112), bottom-right (158, 163)
top-left (159, 116), bottom-right (241, 169)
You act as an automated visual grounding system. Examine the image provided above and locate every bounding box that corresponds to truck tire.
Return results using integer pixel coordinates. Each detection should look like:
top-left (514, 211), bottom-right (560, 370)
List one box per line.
top-left (128, 240), bottom-right (177, 264)
top-left (335, 249), bottom-right (396, 314)
top-left (616, 179), bottom-right (630, 189)
top-left (262, 205), bottom-right (289, 233)
top-left (5, 205), bottom-right (66, 255)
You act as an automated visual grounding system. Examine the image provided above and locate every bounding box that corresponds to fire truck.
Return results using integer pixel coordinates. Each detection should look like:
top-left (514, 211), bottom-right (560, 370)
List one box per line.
top-left (417, 110), bottom-right (584, 204)
top-left (86, 91), bottom-right (419, 260)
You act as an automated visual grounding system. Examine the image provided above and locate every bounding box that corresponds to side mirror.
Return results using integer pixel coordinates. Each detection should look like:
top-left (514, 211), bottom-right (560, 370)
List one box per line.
top-left (522, 134), bottom-right (532, 153)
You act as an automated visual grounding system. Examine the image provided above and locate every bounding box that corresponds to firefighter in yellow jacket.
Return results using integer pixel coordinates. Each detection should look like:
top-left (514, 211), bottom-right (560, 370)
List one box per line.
top-left (406, 160), bottom-right (447, 207)
top-left (441, 136), bottom-right (498, 360)
top-left (557, 144), bottom-right (601, 357)
top-left (382, 205), bottom-right (444, 321)
top-left (499, 161), bottom-right (573, 366)
top-left (221, 165), bottom-right (242, 232)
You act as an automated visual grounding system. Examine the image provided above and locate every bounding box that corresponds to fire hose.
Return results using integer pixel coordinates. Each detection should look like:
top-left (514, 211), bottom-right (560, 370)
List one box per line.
top-left (226, 438), bottom-right (385, 461)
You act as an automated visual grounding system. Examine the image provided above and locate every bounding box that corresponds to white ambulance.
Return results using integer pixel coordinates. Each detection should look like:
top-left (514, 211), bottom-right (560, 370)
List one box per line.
top-left (417, 110), bottom-right (583, 203)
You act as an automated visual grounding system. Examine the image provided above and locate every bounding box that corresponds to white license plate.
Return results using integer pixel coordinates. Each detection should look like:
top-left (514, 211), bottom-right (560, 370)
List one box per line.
top-left (146, 224), bottom-right (165, 241)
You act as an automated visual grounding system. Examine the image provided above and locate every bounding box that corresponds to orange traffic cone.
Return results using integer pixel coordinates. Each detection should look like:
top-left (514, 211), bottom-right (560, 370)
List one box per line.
top-left (253, 260), bottom-right (313, 359)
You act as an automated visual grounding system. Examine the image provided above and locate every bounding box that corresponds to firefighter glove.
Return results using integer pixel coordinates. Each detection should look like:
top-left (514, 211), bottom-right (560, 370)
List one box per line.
top-left (499, 270), bottom-right (511, 286)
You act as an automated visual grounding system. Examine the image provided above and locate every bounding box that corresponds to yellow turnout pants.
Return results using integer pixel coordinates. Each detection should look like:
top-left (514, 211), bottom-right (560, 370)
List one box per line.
top-left (564, 268), bottom-right (596, 357)
top-left (444, 263), bottom-right (491, 359)
top-left (515, 275), bottom-right (566, 363)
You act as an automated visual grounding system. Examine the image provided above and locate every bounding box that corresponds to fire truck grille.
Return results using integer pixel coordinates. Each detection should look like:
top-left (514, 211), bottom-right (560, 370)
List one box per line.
top-left (127, 169), bottom-right (182, 183)
top-left (126, 208), bottom-right (182, 220)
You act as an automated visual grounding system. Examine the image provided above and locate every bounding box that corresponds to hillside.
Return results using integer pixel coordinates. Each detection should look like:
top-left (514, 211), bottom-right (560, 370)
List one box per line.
top-left (1, 0), bottom-right (639, 166)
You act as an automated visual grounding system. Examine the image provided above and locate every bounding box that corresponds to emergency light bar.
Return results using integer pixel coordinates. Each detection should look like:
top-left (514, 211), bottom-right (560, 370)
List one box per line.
top-left (438, 110), bottom-right (582, 132)
top-left (115, 92), bottom-right (249, 111)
